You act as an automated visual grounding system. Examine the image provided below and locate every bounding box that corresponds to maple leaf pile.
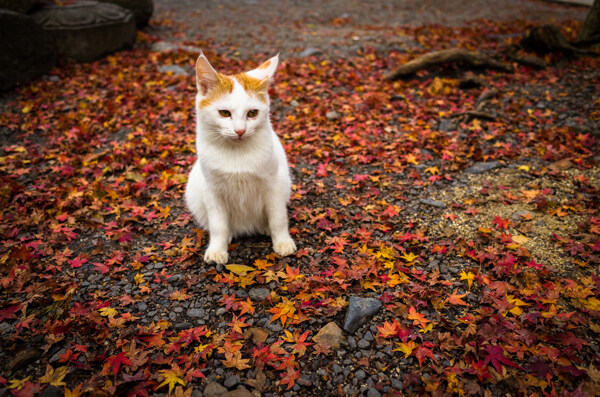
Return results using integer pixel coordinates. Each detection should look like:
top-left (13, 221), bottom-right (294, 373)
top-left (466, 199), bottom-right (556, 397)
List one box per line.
top-left (1, 14), bottom-right (599, 397)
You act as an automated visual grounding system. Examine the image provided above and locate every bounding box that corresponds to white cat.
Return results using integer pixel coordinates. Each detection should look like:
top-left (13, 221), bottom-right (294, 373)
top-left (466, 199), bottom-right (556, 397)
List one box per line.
top-left (185, 52), bottom-right (297, 264)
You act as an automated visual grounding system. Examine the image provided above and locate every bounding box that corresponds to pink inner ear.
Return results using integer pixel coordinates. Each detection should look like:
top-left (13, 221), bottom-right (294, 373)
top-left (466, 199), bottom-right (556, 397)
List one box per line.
top-left (196, 56), bottom-right (219, 94)
top-left (257, 60), bottom-right (271, 70)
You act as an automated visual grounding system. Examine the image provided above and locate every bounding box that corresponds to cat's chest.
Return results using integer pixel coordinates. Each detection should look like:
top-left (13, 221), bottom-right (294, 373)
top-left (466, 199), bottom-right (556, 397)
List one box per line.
top-left (209, 169), bottom-right (269, 196)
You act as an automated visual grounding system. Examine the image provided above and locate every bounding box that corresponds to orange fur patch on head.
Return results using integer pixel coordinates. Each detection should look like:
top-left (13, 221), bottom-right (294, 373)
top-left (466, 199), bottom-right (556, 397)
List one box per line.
top-left (234, 73), bottom-right (269, 103)
top-left (198, 73), bottom-right (234, 108)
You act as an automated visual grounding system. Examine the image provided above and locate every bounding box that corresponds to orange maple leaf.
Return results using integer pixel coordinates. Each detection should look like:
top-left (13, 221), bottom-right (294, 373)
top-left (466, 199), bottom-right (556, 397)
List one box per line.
top-left (447, 290), bottom-right (469, 306)
top-left (407, 306), bottom-right (429, 328)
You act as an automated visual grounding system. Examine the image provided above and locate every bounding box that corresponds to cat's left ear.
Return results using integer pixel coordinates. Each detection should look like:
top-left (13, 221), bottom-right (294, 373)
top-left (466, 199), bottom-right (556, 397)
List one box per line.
top-left (246, 54), bottom-right (279, 83)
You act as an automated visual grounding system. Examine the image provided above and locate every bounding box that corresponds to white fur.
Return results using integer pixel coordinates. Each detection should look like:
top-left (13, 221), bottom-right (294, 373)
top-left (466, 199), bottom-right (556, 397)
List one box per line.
top-left (185, 53), bottom-right (296, 264)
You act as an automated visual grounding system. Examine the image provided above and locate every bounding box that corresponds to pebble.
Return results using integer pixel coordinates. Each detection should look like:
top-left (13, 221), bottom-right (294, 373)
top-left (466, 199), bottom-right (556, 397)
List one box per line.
top-left (355, 369), bottom-right (366, 381)
top-left (343, 296), bottom-right (382, 334)
top-left (298, 47), bottom-right (322, 57)
top-left (332, 364), bottom-right (342, 374)
top-left (297, 375), bottom-right (312, 387)
top-left (204, 381), bottom-right (227, 397)
top-left (358, 339), bottom-right (371, 349)
top-left (224, 374), bottom-right (240, 389)
top-left (158, 65), bottom-right (189, 76)
top-left (363, 331), bottom-right (374, 341)
top-left (187, 308), bottom-right (205, 318)
top-left (347, 336), bottom-right (357, 349)
top-left (248, 287), bottom-right (270, 301)
top-left (367, 388), bottom-right (382, 397)
top-left (175, 322), bottom-right (192, 330)
top-left (465, 161), bottom-right (502, 174)
top-left (419, 198), bottom-right (445, 208)
top-left (391, 378), bottom-right (403, 390)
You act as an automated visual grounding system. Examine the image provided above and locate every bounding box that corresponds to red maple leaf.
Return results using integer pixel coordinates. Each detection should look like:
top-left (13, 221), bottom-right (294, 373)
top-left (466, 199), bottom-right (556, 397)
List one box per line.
top-left (483, 345), bottom-right (523, 373)
top-left (101, 352), bottom-right (131, 375)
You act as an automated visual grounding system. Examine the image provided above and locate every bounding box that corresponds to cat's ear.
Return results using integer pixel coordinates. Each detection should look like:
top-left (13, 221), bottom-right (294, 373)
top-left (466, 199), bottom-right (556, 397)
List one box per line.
top-left (246, 54), bottom-right (279, 83)
top-left (195, 52), bottom-right (220, 95)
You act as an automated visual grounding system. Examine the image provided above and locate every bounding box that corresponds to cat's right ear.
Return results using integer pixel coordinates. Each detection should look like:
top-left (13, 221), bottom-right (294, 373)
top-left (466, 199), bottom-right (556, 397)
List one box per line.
top-left (196, 52), bottom-right (219, 95)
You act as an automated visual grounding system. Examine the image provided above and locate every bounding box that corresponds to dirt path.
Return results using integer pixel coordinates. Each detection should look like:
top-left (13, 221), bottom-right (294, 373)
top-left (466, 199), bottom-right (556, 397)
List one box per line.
top-left (153, 0), bottom-right (588, 58)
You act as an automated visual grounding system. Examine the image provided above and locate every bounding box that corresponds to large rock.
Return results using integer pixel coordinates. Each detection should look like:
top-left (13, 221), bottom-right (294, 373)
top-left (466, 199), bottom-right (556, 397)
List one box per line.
top-left (31, 0), bottom-right (136, 63)
top-left (96, 0), bottom-right (153, 26)
top-left (0, 0), bottom-right (38, 13)
top-left (343, 296), bottom-right (382, 334)
top-left (313, 322), bottom-right (344, 349)
top-left (0, 10), bottom-right (57, 91)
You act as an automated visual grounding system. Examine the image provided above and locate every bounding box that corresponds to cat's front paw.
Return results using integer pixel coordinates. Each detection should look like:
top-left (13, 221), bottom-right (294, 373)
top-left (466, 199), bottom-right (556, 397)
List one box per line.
top-left (273, 238), bottom-right (297, 257)
top-left (204, 248), bottom-right (228, 264)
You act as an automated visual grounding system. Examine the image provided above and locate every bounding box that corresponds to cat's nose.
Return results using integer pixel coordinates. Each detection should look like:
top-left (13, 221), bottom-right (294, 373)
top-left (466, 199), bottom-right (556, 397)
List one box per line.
top-left (234, 128), bottom-right (246, 137)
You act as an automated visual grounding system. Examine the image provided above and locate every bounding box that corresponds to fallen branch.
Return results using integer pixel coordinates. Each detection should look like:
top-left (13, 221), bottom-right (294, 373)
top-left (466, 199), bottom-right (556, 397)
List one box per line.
top-left (385, 48), bottom-right (513, 81)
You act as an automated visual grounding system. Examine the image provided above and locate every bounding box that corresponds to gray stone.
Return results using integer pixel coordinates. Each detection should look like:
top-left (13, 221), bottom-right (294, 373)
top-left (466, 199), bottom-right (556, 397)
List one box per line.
top-left (187, 308), bottom-right (205, 318)
top-left (465, 161), bottom-right (502, 174)
top-left (297, 375), bottom-right (312, 387)
top-left (137, 302), bottom-right (148, 311)
top-left (96, 0), bottom-right (153, 26)
top-left (511, 210), bottom-right (534, 221)
top-left (151, 41), bottom-right (203, 54)
top-left (343, 296), bottom-right (382, 334)
top-left (390, 378), bottom-right (403, 390)
top-left (223, 374), bottom-right (240, 389)
top-left (248, 287), bottom-right (270, 301)
top-left (204, 381), bottom-right (227, 397)
top-left (357, 339), bottom-right (370, 349)
top-left (49, 348), bottom-right (66, 364)
top-left (158, 65), bottom-right (189, 76)
top-left (0, 10), bottom-right (57, 91)
top-left (298, 47), bottom-right (322, 57)
top-left (367, 388), bottom-right (382, 397)
top-left (419, 198), bottom-right (445, 208)
top-left (31, 1), bottom-right (136, 63)
top-left (355, 369), bottom-right (366, 381)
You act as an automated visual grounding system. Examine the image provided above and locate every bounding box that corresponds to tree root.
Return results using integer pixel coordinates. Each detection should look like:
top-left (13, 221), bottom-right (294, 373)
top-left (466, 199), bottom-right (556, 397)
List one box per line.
top-left (385, 48), bottom-right (513, 81)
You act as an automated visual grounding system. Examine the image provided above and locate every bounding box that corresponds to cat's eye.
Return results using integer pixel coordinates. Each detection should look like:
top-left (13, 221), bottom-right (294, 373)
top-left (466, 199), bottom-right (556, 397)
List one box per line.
top-left (218, 110), bottom-right (231, 117)
top-left (247, 109), bottom-right (259, 118)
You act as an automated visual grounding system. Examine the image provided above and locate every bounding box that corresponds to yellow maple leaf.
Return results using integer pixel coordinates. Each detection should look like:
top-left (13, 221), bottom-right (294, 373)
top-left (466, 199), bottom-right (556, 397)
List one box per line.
top-left (425, 166), bottom-right (439, 175)
top-left (38, 365), bottom-right (68, 386)
top-left (158, 370), bottom-right (186, 394)
top-left (8, 376), bottom-right (30, 390)
top-left (225, 264), bottom-right (255, 275)
top-left (459, 271), bottom-right (475, 290)
top-left (512, 234), bottom-right (529, 245)
top-left (400, 251), bottom-right (418, 263)
top-left (393, 341), bottom-right (416, 358)
top-left (99, 307), bottom-right (118, 318)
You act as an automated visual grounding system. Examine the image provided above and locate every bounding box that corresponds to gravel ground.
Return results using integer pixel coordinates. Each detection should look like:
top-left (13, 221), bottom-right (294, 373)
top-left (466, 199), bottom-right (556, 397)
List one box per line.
top-left (0, 1), bottom-right (598, 397)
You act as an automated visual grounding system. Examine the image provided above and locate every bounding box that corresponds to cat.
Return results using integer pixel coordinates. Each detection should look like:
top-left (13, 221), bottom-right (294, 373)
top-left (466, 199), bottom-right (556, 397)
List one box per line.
top-left (185, 51), bottom-right (297, 264)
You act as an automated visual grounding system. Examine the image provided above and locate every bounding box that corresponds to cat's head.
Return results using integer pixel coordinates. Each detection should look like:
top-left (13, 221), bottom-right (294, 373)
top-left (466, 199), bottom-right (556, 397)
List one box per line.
top-left (194, 52), bottom-right (278, 143)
